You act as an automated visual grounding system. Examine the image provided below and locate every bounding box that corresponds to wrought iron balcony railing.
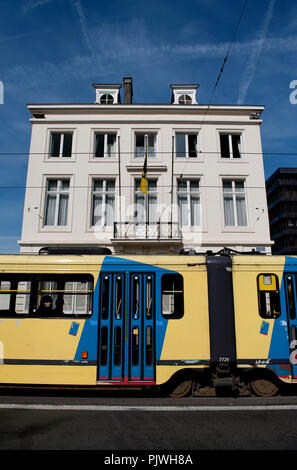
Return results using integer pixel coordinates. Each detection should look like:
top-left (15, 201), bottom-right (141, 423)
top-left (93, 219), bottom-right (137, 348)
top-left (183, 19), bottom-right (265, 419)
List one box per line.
top-left (113, 222), bottom-right (182, 240)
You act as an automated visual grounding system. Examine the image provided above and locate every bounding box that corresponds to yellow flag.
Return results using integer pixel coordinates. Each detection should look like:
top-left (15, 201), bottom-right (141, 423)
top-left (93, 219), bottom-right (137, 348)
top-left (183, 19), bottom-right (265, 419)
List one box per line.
top-left (139, 154), bottom-right (148, 194)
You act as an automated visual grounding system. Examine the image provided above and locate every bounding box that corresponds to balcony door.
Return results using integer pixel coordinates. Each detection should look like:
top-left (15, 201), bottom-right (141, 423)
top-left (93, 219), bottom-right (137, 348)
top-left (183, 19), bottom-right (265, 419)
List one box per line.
top-left (134, 179), bottom-right (158, 238)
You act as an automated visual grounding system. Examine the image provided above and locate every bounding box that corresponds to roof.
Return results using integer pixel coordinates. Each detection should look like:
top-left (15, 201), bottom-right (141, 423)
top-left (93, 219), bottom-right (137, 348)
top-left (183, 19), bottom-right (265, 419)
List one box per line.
top-left (266, 167), bottom-right (297, 186)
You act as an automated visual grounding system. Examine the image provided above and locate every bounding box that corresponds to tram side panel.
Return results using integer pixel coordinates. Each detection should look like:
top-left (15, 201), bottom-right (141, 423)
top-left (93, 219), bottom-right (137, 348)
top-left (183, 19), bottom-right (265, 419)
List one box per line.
top-left (232, 255), bottom-right (294, 384)
top-left (156, 265), bottom-right (210, 386)
top-left (0, 258), bottom-right (101, 386)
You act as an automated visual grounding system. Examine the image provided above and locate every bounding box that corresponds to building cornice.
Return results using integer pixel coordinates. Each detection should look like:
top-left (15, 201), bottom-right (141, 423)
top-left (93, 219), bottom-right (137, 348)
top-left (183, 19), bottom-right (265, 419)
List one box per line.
top-left (27, 103), bottom-right (265, 113)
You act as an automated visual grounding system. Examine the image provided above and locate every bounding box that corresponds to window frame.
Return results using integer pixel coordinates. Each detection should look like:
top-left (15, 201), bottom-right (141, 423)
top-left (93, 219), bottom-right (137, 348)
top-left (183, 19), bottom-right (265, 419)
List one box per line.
top-left (43, 178), bottom-right (70, 227)
top-left (134, 132), bottom-right (157, 158)
top-left (48, 131), bottom-right (73, 159)
top-left (0, 273), bottom-right (94, 318)
top-left (285, 274), bottom-right (296, 320)
top-left (219, 132), bottom-right (242, 159)
top-left (93, 132), bottom-right (117, 159)
top-left (0, 274), bottom-right (32, 317)
top-left (178, 95), bottom-right (192, 105)
top-left (90, 178), bottom-right (116, 227)
top-left (222, 179), bottom-right (248, 227)
top-left (134, 178), bottom-right (158, 224)
top-left (257, 273), bottom-right (281, 320)
top-left (177, 178), bottom-right (201, 227)
top-left (161, 273), bottom-right (184, 319)
top-left (100, 94), bottom-right (114, 104)
top-left (175, 132), bottom-right (199, 158)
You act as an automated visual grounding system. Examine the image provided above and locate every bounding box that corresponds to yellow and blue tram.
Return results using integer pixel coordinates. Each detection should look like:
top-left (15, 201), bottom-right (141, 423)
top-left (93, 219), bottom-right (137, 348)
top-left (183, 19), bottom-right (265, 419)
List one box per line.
top-left (0, 247), bottom-right (297, 397)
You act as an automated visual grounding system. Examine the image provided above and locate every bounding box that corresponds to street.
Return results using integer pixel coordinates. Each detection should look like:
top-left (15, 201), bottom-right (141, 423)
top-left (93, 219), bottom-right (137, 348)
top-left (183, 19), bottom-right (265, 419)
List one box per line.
top-left (1, 388), bottom-right (297, 458)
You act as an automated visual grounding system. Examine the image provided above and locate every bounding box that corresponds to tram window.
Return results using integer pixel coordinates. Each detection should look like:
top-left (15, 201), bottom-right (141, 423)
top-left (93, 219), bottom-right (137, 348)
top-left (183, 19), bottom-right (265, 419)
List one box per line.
top-left (115, 276), bottom-right (123, 319)
top-left (132, 275), bottom-right (140, 319)
top-left (132, 327), bottom-right (139, 366)
top-left (15, 281), bottom-right (31, 314)
top-left (146, 276), bottom-right (153, 319)
top-left (286, 275), bottom-right (296, 320)
top-left (114, 327), bottom-right (122, 366)
top-left (257, 274), bottom-right (280, 319)
top-left (36, 275), bottom-right (93, 317)
top-left (0, 278), bottom-right (31, 316)
top-left (146, 326), bottom-right (153, 366)
top-left (161, 273), bottom-right (184, 318)
top-left (0, 274), bottom-right (93, 317)
top-left (101, 275), bottom-right (110, 320)
top-left (0, 281), bottom-right (11, 311)
top-left (100, 326), bottom-right (108, 366)
top-left (63, 281), bottom-right (92, 315)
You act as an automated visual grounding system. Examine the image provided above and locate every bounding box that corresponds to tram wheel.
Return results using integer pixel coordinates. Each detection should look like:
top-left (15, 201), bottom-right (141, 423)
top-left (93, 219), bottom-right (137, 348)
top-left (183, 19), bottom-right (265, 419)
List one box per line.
top-left (250, 377), bottom-right (279, 397)
top-left (169, 379), bottom-right (193, 398)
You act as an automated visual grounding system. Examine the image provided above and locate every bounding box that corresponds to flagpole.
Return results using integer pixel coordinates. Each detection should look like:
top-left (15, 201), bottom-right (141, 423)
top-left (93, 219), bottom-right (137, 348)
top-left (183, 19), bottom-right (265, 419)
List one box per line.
top-left (145, 134), bottom-right (148, 239)
top-left (118, 135), bottom-right (121, 226)
top-left (171, 135), bottom-right (174, 238)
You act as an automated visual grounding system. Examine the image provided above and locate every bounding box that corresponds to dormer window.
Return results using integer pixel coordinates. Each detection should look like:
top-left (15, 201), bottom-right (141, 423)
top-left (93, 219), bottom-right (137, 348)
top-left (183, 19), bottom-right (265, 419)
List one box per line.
top-left (93, 84), bottom-right (122, 104)
top-left (170, 84), bottom-right (199, 105)
top-left (178, 95), bottom-right (192, 105)
top-left (100, 94), bottom-right (114, 104)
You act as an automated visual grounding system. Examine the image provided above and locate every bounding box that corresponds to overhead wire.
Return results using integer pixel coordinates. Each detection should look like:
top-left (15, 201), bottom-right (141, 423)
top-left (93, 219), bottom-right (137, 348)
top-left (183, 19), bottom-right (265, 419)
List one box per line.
top-left (179, 0), bottom-right (249, 177)
top-left (204, 0), bottom-right (249, 112)
top-left (0, 183), bottom-right (274, 190)
top-left (0, 151), bottom-right (297, 157)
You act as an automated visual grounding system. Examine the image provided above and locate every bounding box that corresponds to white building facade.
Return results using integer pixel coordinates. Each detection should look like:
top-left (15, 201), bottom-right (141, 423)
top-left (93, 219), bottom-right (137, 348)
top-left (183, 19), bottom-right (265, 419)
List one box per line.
top-left (19, 78), bottom-right (273, 255)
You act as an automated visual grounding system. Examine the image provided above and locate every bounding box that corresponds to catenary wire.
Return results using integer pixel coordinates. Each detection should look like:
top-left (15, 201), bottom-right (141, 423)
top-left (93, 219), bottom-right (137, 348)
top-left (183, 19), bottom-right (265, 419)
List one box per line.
top-left (0, 151), bottom-right (296, 156)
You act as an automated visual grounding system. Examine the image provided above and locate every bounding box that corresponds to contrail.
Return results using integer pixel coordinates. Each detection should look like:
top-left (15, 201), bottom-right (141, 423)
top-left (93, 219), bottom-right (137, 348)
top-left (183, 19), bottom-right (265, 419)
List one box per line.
top-left (237, 0), bottom-right (275, 104)
top-left (72, 0), bottom-right (94, 55)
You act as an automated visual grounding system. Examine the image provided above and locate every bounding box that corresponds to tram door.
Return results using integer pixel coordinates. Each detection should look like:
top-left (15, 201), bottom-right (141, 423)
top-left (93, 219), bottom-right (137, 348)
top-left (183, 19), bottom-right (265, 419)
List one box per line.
top-left (97, 272), bottom-right (155, 383)
top-left (284, 274), bottom-right (297, 378)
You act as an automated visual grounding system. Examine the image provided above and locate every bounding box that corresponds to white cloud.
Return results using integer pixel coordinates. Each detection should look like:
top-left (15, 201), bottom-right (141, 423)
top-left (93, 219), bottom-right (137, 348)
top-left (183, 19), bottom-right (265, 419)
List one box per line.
top-left (22, 0), bottom-right (53, 13)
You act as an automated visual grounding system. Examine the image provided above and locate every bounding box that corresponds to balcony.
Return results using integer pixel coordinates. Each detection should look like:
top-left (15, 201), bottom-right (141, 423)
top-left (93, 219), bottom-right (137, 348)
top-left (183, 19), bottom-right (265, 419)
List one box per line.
top-left (113, 222), bottom-right (182, 241)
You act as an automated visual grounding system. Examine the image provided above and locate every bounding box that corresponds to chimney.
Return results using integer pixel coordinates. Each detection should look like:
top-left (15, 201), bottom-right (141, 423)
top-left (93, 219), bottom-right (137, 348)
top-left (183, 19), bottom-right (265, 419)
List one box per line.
top-left (123, 77), bottom-right (133, 104)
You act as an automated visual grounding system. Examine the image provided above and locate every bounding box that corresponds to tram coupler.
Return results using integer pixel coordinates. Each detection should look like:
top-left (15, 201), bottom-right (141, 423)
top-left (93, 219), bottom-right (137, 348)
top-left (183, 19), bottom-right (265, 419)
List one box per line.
top-left (213, 364), bottom-right (239, 396)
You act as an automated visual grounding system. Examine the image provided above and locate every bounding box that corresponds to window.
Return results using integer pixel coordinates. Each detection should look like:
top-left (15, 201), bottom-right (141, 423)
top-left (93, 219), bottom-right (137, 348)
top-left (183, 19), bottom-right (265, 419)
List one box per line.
top-left (134, 179), bottom-right (157, 223)
top-left (94, 133), bottom-right (117, 158)
top-left (101, 275), bottom-right (110, 320)
top-left (0, 278), bottom-right (31, 315)
top-left (91, 179), bottom-right (115, 227)
top-left (100, 94), bottom-right (114, 104)
top-left (286, 275), bottom-right (296, 320)
top-left (178, 95), bottom-right (192, 104)
top-left (115, 275), bottom-right (123, 320)
top-left (145, 275), bottom-right (153, 319)
top-left (176, 133), bottom-right (198, 158)
top-left (257, 274), bottom-right (280, 319)
top-left (135, 133), bottom-right (157, 158)
top-left (162, 273), bottom-right (184, 318)
top-left (44, 178), bottom-right (70, 226)
top-left (0, 274), bottom-right (93, 318)
top-left (132, 327), bottom-right (139, 366)
top-left (100, 327), bottom-right (108, 366)
top-left (37, 276), bottom-right (93, 316)
top-left (114, 327), bottom-right (122, 366)
top-left (49, 132), bottom-right (73, 158)
top-left (146, 326), bottom-right (153, 366)
top-left (132, 275), bottom-right (140, 319)
top-left (220, 133), bottom-right (242, 158)
top-left (178, 179), bottom-right (200, 227)
top-left (223, 179), bottom-right (247, 227)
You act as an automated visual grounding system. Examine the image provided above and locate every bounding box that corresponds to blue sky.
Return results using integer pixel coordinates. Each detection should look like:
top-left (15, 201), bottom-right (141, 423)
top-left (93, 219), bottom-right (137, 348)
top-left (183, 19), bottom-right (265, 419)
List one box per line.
top-left (0, 0), bottom-right (296, 253)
